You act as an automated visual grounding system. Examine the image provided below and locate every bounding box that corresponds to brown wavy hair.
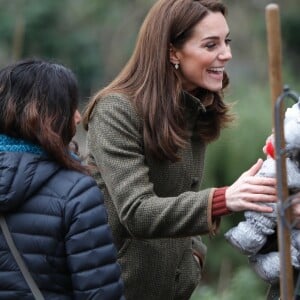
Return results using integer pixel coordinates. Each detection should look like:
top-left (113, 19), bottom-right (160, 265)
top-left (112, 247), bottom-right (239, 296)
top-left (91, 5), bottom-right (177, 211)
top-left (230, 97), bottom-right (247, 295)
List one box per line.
top-left (83, 0), bottom-right (234, 162)
top-left (0, 58), bottom-right (87, 173)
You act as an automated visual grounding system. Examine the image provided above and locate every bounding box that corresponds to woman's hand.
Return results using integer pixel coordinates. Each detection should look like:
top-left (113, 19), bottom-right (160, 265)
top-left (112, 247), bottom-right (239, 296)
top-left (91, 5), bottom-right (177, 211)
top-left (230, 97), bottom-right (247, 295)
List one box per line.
top-left (225, 159), bottom-right (277, 213)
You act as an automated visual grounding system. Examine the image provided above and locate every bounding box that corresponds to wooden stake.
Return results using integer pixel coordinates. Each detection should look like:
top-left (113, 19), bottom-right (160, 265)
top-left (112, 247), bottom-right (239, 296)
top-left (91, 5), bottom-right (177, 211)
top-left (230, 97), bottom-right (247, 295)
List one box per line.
top-left (266, 3), bottom-right (283, 108)
top-left (266, 4), bottom-right (294, 300)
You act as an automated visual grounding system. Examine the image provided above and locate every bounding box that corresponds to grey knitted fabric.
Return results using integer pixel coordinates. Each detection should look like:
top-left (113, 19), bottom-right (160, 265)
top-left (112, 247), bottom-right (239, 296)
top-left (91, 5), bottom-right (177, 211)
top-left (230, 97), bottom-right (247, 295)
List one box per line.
top-left (225, 101), bottom-right (300, 286)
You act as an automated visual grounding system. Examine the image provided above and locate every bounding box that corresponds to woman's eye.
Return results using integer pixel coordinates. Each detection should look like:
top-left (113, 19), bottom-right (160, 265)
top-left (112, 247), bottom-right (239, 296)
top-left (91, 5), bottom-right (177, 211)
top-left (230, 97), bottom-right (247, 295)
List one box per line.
top-left (205, 42), bottom-right (216, 49)
top-left (225, 38), bottom-right (232, 45)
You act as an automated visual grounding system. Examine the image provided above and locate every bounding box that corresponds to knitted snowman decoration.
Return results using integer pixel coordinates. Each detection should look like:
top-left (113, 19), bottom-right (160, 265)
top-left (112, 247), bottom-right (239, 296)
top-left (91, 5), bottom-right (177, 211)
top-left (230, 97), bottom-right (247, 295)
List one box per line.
top-left (225, 100), bottom-right (300, 284)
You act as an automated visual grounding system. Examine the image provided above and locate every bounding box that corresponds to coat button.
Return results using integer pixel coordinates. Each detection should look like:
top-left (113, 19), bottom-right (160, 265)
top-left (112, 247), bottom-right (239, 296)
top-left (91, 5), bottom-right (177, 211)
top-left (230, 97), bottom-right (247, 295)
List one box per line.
top-left (191, 177), bottom-right (199, 188)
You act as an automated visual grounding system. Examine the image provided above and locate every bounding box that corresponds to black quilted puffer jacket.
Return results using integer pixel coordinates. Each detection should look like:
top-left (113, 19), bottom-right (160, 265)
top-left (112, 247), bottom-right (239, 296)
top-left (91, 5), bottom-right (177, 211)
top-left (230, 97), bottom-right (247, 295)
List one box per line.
top-left (0, 149), bottom-right (124, 300)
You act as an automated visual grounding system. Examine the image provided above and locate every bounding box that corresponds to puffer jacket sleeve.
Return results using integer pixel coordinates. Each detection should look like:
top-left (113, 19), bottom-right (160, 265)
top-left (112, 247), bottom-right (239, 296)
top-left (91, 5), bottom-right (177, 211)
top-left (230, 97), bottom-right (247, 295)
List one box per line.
top-left (64, 174), bottom-right (124, 300)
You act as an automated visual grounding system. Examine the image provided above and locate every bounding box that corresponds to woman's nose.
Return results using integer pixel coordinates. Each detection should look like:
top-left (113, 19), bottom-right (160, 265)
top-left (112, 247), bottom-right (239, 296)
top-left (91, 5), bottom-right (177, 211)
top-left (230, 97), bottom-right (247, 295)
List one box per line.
top-left (218, 45), bottom-right (232, 61)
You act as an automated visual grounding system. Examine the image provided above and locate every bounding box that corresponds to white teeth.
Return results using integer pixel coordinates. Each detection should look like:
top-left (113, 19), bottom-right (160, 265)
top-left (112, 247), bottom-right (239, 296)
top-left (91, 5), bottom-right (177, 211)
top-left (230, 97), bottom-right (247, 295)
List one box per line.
top-left (209, 67), bottom-right (224, 72)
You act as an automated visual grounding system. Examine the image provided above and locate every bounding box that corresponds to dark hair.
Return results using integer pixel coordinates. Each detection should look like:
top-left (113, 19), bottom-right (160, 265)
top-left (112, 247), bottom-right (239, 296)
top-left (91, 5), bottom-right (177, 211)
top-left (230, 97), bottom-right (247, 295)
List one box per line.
top-left (0, 58), bottom-right (87, 173)
top-left (83, 0), bottom-right (233, 162)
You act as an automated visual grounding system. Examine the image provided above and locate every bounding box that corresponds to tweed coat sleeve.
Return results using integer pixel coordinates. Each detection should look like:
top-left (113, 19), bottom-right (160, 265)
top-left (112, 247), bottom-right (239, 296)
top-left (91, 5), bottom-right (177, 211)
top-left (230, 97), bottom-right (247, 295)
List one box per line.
top-left (88, 94), bottom-right (218, 239)
top-left (64, 174), bottom-right (124, 299)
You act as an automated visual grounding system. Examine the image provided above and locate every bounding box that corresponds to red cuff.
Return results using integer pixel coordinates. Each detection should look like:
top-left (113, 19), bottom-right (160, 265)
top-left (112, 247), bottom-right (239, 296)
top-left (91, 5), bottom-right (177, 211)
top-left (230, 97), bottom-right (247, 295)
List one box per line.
top-left (212, 187), bottom-right (231, 217)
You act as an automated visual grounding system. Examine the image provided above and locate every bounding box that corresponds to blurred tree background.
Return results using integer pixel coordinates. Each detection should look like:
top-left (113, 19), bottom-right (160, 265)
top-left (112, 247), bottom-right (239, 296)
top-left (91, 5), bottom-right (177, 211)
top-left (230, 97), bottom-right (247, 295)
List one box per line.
top-left (1, 0), bottom-right (300, 298)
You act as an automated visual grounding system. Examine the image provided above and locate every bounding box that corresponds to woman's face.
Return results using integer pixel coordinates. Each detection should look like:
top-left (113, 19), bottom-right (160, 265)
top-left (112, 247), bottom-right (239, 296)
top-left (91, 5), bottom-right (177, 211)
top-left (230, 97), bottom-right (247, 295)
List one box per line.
top-left (73, 109), bottom-right (82, 125)
top-left (69, 109), bottom-right (81, 139)
top-left (171, 12), bottom-right (232, 92)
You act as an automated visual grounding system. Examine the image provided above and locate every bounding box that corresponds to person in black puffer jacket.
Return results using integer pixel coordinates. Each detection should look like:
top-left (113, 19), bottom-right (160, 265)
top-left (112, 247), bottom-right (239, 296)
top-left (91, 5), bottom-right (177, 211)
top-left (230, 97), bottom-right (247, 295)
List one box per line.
top-left (0, 58), bottom-right (125, 300)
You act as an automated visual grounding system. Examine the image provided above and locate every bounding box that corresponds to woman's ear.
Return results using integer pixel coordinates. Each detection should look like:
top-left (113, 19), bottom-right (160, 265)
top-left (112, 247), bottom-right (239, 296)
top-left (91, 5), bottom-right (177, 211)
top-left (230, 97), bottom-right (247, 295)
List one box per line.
top-left (169, 45), bottom-right (180, 65)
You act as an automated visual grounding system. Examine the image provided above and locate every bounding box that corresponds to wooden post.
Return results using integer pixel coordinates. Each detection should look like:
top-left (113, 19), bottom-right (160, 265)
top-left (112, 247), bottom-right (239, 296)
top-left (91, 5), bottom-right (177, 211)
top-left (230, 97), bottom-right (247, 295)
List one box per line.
top-left (265, 4), bottom-right (294, 300)
top-left (266, 4), bottom-right (283, 109)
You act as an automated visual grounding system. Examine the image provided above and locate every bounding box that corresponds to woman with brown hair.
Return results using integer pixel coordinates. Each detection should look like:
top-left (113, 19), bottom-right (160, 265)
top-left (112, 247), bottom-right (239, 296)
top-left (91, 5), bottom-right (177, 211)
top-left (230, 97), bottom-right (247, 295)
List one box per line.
top-left (0, 58), bottom-right (124, 299)
top-left (83, 0), bottom-right (276, 299)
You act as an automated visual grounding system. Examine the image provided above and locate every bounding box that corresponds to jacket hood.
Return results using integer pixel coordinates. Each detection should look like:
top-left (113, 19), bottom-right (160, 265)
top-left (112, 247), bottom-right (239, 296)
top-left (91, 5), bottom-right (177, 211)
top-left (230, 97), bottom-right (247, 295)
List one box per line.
top-left (0, 151), bottom-right (60, 213)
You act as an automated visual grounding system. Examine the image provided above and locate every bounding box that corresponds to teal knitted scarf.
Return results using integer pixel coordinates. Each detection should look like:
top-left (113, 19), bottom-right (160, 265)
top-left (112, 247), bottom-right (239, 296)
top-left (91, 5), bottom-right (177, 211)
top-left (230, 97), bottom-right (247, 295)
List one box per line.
top-left (0, 134), bottom-right (45, 155)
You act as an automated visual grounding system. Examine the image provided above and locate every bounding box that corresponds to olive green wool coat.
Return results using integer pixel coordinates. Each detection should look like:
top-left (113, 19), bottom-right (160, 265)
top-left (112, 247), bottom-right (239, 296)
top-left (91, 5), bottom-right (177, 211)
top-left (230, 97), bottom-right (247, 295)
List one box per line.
top-left (86, 93), bottom-right (219, 300)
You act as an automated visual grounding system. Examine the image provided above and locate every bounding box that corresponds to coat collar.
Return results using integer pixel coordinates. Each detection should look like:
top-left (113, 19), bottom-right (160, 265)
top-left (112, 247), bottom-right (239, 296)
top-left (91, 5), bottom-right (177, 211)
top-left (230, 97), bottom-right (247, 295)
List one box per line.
top-left (182, 90), bottom-right (207, 113)
top-left (0, 134), bottom-right (45, 155)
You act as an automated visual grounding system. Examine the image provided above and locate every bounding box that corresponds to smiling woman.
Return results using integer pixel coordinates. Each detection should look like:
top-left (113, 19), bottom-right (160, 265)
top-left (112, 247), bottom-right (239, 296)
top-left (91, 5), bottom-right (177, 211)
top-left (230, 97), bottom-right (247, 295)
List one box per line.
top-left (82, 1), bottom-right (277, 299)
top-left (170, 11), bottom-right (232, 92)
